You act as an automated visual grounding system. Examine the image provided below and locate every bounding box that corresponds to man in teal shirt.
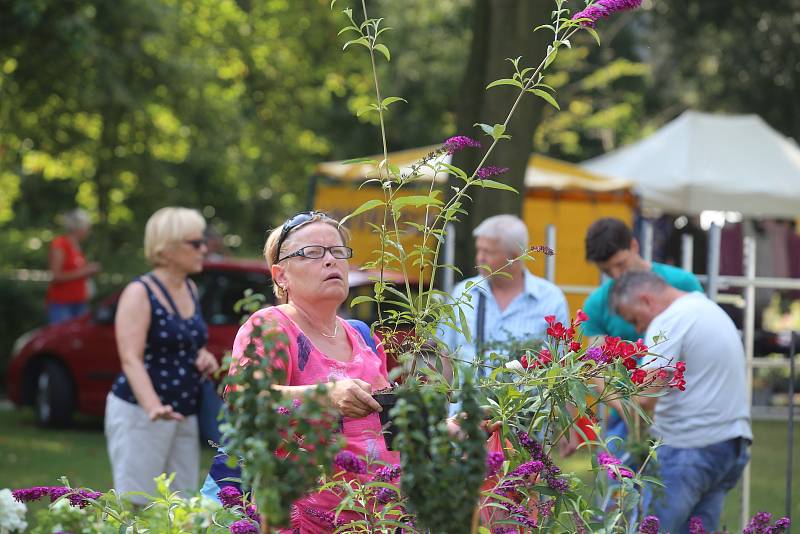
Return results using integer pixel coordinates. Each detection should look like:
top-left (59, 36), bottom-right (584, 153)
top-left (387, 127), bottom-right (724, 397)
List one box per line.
top-left (582, 218), bottom-right (703, 457)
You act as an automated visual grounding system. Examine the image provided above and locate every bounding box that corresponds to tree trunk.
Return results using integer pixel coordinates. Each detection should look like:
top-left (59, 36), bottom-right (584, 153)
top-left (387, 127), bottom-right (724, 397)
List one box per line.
top-left (449, 0), bottom-right (552, 277)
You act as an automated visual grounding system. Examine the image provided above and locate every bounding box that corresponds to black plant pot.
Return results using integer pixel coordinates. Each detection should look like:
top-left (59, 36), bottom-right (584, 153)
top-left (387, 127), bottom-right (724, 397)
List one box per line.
top-left (373, 392), bottom-right (400, 450)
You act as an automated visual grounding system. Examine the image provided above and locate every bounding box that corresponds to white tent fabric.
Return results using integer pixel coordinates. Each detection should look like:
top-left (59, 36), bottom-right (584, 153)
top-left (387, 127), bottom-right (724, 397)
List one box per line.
top-left (582, 111), bottom-right (800, 217)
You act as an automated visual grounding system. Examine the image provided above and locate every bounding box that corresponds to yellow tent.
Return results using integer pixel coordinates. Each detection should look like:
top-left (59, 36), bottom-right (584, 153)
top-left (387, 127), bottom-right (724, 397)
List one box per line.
top-left (312, 147), bottom-right (636, 312)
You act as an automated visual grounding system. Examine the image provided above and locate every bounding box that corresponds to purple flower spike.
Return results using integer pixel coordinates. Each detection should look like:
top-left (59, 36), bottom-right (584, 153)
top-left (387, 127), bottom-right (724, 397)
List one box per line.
top-left (639, 515), bottom-right (660, 534)
top-left (67, 489), bottom-right (102, 509)
top-left (333, 450), bottom-right (367, 474)
top-left (775, 518), bottom-right (791, 532)
top-left (572, 0), bottom-right (642, 27)
top-left (374, 487), bottom-right (399, 504)
top-left (582, 346), bottom-right (607, 363)
top-left (485, 451), bottom-right (504, 477)
top-left (373, 464), bottom-right (401, 482)
top-left (476, 166), bottom-right (509, 179)
top-left (229, 519), bottom-right (259, 534)
top-left (444, 136), bottom-right (481, 155)
top-left (48, 486), bottom-right (70, 502)
top-left (688, 516), bottom-right (707, 534)
top-left (12, 486), bottom-right (50, 502)
top-left (218, 486), bottom-right (243, 508)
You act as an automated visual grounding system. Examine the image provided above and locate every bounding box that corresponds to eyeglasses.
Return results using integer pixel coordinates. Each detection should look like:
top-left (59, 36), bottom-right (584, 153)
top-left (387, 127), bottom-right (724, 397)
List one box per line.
top-left (184, 238), bottom-right (208, 250)
top-left (277, 245), bottom-right (353, 263)
top-left (273, 211), bottom-right (331, 264)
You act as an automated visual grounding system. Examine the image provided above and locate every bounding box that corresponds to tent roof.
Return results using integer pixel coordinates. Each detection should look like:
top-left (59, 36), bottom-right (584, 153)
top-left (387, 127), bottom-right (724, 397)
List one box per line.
top-left (315, 146), bottom-right (633, 193)
top-left (582, 111), bottom-right (800, 217)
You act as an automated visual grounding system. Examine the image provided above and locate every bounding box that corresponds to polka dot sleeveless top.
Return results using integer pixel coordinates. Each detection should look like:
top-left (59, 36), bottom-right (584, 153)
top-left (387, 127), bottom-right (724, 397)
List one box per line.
top-left (111, 274), bottom-right (209, 416)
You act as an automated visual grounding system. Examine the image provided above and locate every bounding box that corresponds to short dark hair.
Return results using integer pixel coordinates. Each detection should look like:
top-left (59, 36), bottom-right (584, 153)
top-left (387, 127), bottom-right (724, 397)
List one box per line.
top-left (585, 218), bottom-right (633, 262)
top-left (609, 270), bottom-right (668, 312)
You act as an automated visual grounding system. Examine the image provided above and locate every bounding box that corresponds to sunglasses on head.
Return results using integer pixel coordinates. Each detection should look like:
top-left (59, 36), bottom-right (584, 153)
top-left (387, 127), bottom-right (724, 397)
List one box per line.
top-left (273, 211), bottom-right (331, 264)
top-left (184, 238), bottom-right (208, 250)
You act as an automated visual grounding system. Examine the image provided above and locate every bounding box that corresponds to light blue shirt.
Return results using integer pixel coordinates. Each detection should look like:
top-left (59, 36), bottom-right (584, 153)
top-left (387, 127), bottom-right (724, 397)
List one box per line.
top-left (440, 269), bottom-right (570, 369)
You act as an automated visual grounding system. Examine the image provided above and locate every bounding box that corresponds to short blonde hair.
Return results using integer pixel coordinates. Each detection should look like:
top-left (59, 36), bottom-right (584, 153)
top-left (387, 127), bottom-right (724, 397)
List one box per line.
top-left (264, 212), bottom-right (350, 303)
top-left (63, 209), bottom-right (91, 233)
top-left (144, 207), bottom-right (206, 265)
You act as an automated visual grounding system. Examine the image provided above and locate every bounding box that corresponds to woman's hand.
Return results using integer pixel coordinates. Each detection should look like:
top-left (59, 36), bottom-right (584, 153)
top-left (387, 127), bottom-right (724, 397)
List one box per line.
top-left (195, 347), bottom-right (219, 376)
top-left (328, 379), bottom-right (382, 419)
top-left (146, 403), bottom-right (185, 422)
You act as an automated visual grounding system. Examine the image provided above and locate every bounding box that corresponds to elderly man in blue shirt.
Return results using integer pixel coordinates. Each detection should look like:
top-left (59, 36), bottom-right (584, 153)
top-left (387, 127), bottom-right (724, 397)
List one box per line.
top-left (440, 214), bottom-right (569, 383)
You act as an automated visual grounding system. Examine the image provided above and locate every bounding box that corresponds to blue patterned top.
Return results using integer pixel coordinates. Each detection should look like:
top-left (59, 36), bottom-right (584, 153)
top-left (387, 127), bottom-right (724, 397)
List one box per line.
top-left (111, 274), bottom-right (209, 416)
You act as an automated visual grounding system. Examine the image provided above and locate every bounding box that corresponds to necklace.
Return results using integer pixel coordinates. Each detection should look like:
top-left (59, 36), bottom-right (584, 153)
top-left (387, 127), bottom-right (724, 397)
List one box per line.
top-left (319, 319), bottom-right (339, 339)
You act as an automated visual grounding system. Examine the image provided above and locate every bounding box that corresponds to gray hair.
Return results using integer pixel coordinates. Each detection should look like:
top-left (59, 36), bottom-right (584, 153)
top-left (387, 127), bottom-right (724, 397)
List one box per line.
top-left (63, 209), bottom-right (91, 233)
top-left (472, 214), bottom-right (528, 256)
top-left (610, 270), bottom-right (668, 312)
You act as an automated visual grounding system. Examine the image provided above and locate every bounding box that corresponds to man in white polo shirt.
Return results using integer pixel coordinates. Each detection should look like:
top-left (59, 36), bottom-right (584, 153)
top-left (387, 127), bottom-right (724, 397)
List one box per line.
top-left (610, 270), bottom-right (752, 534)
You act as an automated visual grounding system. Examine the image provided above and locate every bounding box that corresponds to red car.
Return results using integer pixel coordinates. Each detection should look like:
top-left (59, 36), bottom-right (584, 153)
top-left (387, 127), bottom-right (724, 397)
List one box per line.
top-left (6, 258), bottom-right (406, 426)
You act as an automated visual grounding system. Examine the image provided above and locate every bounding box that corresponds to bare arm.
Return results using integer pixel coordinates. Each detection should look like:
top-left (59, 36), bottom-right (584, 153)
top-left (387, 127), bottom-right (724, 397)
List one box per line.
top-left (272, 380), bottom-right (382, 419)
top-left (115, 282), bottom-right (182, 421)
top-left (49, 246), bottom-right (100, 282)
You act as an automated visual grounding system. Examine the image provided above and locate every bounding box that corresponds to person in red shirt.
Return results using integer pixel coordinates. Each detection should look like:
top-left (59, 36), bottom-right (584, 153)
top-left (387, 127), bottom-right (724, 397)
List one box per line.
top-left (46, 209), bottom-right (102, 324)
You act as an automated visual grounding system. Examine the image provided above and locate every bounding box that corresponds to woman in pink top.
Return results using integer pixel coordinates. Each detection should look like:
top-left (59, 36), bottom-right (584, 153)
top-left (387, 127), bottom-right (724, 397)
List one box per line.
top-left (228, 211), bottom-right (398, 532)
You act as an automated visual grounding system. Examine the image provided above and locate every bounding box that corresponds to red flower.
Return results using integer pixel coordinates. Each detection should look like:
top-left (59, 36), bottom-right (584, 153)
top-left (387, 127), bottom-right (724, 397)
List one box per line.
top-left (565, 327), bottom-right (576, 341)
top-left (547, 322), bottom-right (567, 339)
top-left (539, 348), bottom-right (552, 365)
top-left (544, 315), bottom-right (557, 326)
top-left (573, 309), bottom-right (589, 326)
top-left (622, 356), bottom-right (637, 370)
top-left (635, 338), bottom-right (648, 353)
top-left (669, 361), bottom-right (686, 390)
top-left (520, 354), bottom-right (530, 369)
top-left (569, 341), bottom-right (581, 353)
top-left (631, 369), bottom-right (647, 384)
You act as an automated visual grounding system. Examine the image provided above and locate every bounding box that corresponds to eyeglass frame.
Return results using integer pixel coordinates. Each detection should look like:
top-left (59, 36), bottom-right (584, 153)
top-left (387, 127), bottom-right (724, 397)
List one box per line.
top-left (272, 210), bottom-right (336, 264)
top-left (276, 245), bottom-right (353, 263)
top-left (184, 238), bottom-right (208, 250)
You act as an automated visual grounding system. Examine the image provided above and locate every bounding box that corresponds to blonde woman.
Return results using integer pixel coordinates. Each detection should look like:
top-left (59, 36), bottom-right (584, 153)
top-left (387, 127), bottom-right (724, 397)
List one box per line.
top-left (105, 207), bottom-right (219, 503)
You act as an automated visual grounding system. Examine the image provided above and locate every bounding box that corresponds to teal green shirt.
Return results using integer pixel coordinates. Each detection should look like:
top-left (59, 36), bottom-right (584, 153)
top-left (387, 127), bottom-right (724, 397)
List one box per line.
top-left (582, 262), bottom-right (704, 341)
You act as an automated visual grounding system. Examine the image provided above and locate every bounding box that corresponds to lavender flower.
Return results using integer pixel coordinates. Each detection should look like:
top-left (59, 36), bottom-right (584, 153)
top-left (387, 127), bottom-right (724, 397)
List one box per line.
top-left (218, 486), bottom-right (243, 508)
top-left (486, 451), bottom-right (505, 477)
top-left (11, 486), bottom-right (50, 502)
top-left (476, 166), bottom-right (509, 179)
top-left (572, 0), bottom-right (643, 27)
top-left (443, 136), bottom-right (481, 154)
top-left (373, 464), bottom-right (401, 482)
top-left (688, 516), bottom-right (707, 534)
top-left (333, 450), bottom-right (367, 474)
top-left (229, 519), bottom-right (259, 534)
top-left (639, 515), bottom-right (660, 534)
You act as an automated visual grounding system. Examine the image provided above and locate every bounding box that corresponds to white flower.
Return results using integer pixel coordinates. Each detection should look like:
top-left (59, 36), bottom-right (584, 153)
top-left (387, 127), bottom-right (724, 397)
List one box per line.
top-left (0, 489), bottom-right (28, 534)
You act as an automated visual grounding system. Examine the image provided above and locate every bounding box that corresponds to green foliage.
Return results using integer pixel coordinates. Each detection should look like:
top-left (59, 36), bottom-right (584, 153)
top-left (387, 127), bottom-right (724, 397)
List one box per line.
top-left (220, 319), bottom-right (344, 528)
top-left (394, 379), bottom-right (486, 534)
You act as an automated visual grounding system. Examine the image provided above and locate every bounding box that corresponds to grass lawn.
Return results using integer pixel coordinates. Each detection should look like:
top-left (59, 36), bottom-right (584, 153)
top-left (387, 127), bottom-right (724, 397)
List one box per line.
top-left (1, 407), bottom-right (797, 531)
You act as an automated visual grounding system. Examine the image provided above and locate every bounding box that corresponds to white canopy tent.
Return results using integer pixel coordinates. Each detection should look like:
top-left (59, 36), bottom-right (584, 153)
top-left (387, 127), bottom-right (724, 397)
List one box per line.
top-left (582, 111), bottom-right (800, 217)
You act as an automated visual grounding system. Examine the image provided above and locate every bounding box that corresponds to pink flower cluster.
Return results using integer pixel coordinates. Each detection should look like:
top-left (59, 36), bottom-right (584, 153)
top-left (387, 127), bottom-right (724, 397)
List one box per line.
top-left (12, 486), bottom-right (101, 508)
top-left (572, 0), bottom-right (643, 28)
top-left (597, 451), bottom-right (633, 480)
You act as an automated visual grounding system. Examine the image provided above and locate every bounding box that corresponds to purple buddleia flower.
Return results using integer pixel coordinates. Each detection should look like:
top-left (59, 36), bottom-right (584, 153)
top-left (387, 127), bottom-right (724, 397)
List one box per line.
top-left (511, 460), bottom-right (545, 479)
top-left (292, 398), bottom-right (302, 408)
top-left (374, 487), bottom-right (399, 504)
top-left (688, 516), bottom-right (707, 534)
top-left (492, 528), bottom-right (517, 534)
top-left (504, 504), bottom-right (537, 528)
top-left (333, 450), bottom-right (367, 474)
top-left (48, 486), bottom-right (70, 502)
top-left (743, 512), bottom-right (773, 534)
top-left (12, 486), bottom-right (50, 502)
top-left (218, 486), bottom-right (243, 508)
top-left (276, 406), bottom-right (291, 415)
top-left (245, 505), bottom-right (260, 524)
top-left (538, 499), bottom-right (555, 518)
top-left (372, 464), bottom-right (401, 482)
top-left (639, 515), bottom-right (660, 534)
top-left (547, 476), bottom-right (569, 494)
top-left (67, 489), bottom-right (102, 509)
top-left (476, 166), bottom-right (509, 179)
top-left (582, 346), bottom-right (607, 363)
top-left (572, 0), bottom-right (642, 27)
top-left (229, 519), bottom-right (259, 534)
top-left (775, 518), bottom-right (791, 532)
top-left (443, 136), bottom-right (481, 154)
top-left (486, 451), bottom-right (505, 477)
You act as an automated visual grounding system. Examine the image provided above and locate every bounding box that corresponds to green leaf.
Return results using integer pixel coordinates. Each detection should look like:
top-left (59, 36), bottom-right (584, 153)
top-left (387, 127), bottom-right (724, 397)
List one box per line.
top-left (337, 26), bottom-right (360, 36)
top-left (349, 295), bottom-right (376, 307)
top-left (491, 123), bottom-right (507, 140)
top-left (544, 47), bottom-right (558, 69)
top-left (340, 157), bottom-right (378, 165)
top-left (530, 88), bottom-right (560, 110)
top-left (486, 78), bottom-right (525, 90)
top-left (381, 96), bottom-right (407, 108)
top-left (585, 26), bottom-right (602, 46)
top-left (478, 179), bottom-right (517, 193)
top-left (474, 122), bottom-right (494, 136)
top-left (340, 199), bottom-right (384, 226)
top-left (374, 43), bottom-right (391, 61)
top-left (392, 194), bottom-right (442, 209)
top-left (356, 103), bottom-right (379, 117)
top-left (343, 36), bottom-right (370, 51)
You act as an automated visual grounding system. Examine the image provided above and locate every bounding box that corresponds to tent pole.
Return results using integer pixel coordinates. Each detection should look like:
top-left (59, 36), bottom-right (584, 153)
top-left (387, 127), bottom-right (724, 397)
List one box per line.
top-left (443, 223), bottom-right (455, 295)
top-left (706, 223), bottom-right (722, 300)
top-left (681, 233), bottom-right (694, 272)
top-left (787, 332), bottom-right (796, 526)
top-left (641, 218), bottom-right (654, 263)
top-left (741, 235), bottom-right (756, 529)
top-left (545, 224), bottom-right (556, 283)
